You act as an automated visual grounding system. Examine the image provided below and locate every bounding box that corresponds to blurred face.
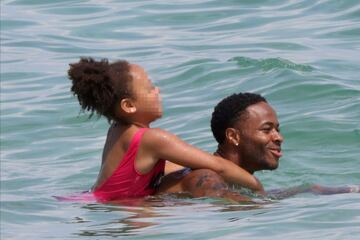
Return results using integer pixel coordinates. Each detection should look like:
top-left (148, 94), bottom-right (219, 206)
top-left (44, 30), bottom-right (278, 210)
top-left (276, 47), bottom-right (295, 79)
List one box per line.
top-left (236, 102), bottom-right (283, 172)
top-left (129, 64), bottom-right (162, 121)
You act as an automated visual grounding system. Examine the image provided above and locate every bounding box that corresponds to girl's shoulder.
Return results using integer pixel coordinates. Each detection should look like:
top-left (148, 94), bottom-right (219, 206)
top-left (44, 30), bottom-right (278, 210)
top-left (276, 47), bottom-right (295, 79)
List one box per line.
top-left (141, 128), bottom-right (180, 149)
top-left (142, 127), bottom-right (171, 141)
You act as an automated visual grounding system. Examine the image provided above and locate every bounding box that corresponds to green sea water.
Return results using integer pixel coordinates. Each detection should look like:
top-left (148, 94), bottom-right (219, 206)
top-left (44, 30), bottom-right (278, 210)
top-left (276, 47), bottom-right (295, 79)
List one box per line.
top-left (1, 0), bottom-right (360, 239)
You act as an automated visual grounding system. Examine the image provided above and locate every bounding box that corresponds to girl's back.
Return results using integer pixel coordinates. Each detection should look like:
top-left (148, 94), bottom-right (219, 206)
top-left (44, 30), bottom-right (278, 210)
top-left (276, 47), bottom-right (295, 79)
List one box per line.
top-left (93, 125), bottom-right (165, 201)
top-left (94, 124), bottom-right (133, 189)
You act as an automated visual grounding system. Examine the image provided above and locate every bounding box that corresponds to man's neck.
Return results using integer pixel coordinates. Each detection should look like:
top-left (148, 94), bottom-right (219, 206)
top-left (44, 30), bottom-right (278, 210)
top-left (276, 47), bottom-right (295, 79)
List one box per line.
top-left (215, 145), bottom-right (255, 175)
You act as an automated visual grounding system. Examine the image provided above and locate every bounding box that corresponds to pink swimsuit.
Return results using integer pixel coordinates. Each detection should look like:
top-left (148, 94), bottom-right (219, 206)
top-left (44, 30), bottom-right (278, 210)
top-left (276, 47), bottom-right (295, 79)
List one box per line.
top-left (92, 128), bottom-right (165, 201)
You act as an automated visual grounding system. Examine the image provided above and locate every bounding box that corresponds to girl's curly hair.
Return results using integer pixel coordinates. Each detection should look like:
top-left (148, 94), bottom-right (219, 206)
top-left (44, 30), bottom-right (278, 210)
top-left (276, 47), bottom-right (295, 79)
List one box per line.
top-left (68, 57), bottom-right (132, 123)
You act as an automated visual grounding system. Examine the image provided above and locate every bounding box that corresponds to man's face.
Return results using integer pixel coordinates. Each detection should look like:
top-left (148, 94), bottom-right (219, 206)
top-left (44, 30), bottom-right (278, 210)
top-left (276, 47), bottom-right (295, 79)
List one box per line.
top-left (236, 102), bottom-right (283, 172)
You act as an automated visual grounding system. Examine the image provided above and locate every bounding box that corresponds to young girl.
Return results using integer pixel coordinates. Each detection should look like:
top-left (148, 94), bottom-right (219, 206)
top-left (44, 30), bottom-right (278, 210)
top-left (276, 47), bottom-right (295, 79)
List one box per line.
top-left (68, 57), bottom-right (263, 202)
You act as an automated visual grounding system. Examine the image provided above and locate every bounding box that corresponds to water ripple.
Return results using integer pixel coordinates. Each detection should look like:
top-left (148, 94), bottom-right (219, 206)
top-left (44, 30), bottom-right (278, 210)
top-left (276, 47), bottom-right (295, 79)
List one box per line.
top-left (2, 0), bottom-right (360, 239)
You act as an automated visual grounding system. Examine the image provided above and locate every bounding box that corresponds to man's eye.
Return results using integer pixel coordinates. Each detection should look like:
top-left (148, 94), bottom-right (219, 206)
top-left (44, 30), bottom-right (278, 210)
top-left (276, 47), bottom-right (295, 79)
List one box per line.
top-left (261, 128), bottom-right (271, 133)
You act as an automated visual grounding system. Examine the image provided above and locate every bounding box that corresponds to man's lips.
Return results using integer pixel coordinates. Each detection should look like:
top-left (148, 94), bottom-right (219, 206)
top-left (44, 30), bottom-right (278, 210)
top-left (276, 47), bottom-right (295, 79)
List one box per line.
top-left (268, 148), bottom-right (283, 158)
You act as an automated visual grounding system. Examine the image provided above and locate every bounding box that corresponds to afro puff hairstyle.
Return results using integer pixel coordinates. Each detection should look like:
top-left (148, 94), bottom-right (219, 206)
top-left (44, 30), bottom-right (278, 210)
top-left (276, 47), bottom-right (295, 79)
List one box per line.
top-left (68, 57), bottom-right (132, 123)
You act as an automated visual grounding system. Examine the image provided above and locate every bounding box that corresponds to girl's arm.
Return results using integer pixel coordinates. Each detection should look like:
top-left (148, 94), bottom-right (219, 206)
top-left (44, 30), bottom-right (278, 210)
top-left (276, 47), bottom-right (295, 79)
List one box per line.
top-left (142, 128), bottom-right (264, 194)
top-left (164, 161), bottom-right (185, 175)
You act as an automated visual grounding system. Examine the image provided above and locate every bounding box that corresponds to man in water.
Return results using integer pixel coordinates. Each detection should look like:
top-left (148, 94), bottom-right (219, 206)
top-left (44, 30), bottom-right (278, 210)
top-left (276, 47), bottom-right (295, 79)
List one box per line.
top-left (159, 92), bottom-right (358, 200)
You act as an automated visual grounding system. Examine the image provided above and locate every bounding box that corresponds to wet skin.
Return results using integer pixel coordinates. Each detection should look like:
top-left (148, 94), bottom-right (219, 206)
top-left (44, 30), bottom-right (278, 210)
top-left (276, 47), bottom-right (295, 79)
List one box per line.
top-left (94, 65), bottom-right (263, 194)
top-left (159, 101), bottom-right (359, 199)
top-left (159, 101), bottom-right (282, 198)
top-left (228, 101), bottom-right (284, 173)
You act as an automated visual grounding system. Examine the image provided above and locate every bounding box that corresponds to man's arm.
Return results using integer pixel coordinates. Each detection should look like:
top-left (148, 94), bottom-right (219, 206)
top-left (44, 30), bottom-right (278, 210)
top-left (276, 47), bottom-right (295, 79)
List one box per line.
top-left (267, 184), bottom-right (360, 199)
top-left (158, 169), bottom-right (253, 203)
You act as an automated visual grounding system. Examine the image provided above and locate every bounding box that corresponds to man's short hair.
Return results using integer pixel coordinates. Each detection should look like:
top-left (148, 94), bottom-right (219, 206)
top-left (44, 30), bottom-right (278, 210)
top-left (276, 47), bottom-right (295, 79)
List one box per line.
top-left (211, 92), bottom-right (267, 144)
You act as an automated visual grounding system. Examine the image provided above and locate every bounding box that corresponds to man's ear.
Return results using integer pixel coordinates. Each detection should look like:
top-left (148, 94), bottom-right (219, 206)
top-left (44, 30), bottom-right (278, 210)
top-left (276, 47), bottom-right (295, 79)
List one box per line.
top-left (225, 128), bottom-right (240, 146)
top-left (120, 98), bottom-right (137, 114)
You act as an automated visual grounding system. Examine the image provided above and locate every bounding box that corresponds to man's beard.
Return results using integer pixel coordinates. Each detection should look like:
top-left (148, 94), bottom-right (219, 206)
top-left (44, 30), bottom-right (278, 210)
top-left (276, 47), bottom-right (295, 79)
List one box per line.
top-left (243, 149), bottom-right (279, 172)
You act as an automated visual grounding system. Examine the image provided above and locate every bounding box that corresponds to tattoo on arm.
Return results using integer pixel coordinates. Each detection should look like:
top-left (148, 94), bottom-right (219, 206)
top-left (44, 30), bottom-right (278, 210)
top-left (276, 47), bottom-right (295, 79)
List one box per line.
top-left (195, 174), bottom-right (209, 188)
top-left (212, 182), bottom-right (228, 191)
top-left (195, 174), bottom-right (228, 191)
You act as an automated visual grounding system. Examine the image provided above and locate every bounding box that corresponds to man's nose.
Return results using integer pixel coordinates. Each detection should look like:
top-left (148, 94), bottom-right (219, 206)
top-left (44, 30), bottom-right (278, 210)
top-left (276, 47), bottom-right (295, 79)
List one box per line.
top-left (273, 130), bottom-right (283, 144)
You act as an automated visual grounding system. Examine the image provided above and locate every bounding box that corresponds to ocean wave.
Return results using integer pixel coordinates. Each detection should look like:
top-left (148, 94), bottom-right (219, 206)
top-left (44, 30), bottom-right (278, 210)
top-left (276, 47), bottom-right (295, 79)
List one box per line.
top-left (229, 56), bottom-right (314, 72)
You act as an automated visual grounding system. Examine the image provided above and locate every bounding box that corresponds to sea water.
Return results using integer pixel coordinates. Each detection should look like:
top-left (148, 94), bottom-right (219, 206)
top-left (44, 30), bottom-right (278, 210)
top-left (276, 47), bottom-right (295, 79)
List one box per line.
top-left (1, 0), bottom-right (360, 239)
